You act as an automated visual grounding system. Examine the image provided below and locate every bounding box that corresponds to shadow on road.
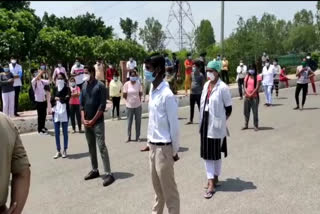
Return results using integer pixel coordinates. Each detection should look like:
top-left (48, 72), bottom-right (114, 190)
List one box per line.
top-left (302, 107), bottom-right (320, 110)
top-left (178, 117), bottom-right (187, 120)
top-left (258, 126), bottom-right (274, 131)
top-left (271, 104), bottom-right (283, 107)
top-left (67, 152), bottom-right (89, 159)
top-left (217, 177), bottom-right (257, 192)
top-left (179, 147), bottom-right (189, 152)
top-left (139, 138), bottom-right (148, 142)
top-left (142, 116), bottom-right (149, 120)
top-left (276, 97), bottom-right (288, 100)
top-left (113, 172), bottom-right (134, 180)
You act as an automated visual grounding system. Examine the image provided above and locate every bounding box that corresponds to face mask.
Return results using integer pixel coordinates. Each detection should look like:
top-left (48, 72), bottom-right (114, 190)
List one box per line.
top-left (33, 72), bottom-right (38, 77)
top-left (273, 62), bottom-right (277, 65)
top-left (130, 59), bottom-right (133, 62)
top-left (83, 74), bottom-right (91, 82)
top-left (188, 56), bottom-right (192, 60)
top-left (130, 76), bottom-right (138, 82)
top-left (165, 57), bottom-right (168, 60)
top-left (302, 62), bottom-right (307, 68)
top-left (192, 67), bottom-right (197, 73)
top-left (3, 68), bottom-right (9, 72)
top-left (217, 57), bottom-right (220, 60)
top-left (248, 69), bottom-right (255, 75)
top-left (240, 63), bottom-right (243, 66)
top-left (265, 63), bottom-right (270, 67)
top-left (40, 65), bottom-right (46, 70)
top-left (207, 72), bottom-right (215, 81)
top-left (307, 56), bottom-right (311, 59)
top-left (113, 77), bottom-right (118, 81)
top-left (70, 82), bottom-right (76, 88)
top-left (76, 62), bottom-right (80, 67)
top-left (11, 60), bottom-right (16, 64)
top-left (109, 65), bottom-right (112, 69)
top-left (58, 64), bottom-right (62, 67)
top-left (57, 80), bottom-right (65, 91)
top-left (145, 70), bottom-right (155, 83)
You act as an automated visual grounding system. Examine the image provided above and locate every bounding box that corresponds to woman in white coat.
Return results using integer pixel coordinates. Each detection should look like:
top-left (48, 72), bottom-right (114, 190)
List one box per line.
top-left (200, 60), bottom-right (232, 199)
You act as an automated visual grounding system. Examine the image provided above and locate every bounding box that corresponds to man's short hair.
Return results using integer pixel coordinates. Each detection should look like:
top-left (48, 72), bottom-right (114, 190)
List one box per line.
top-left (149, 54), bottom-right (165, 75)
top-left (193, 60), bottom-right (203, 68)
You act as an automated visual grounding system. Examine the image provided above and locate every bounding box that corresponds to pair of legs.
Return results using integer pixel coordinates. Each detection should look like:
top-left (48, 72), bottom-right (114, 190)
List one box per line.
top-left (238, 78), bottom-right (244, 99)
top-left (126, 106), bottom-right (142, 141)
top-left (243, 97), bottom-right (259, 129)
top-left (295, 83), bottom-right (308, 109)
top-left (70, 104), bottom-right (82, 132)
top-left (204, 159), bottom-right (222, 195)
top-left (221, 70), bottom-right (229, 85)
top-left (36, 101), bottom-right (47, 133)
top-left (2, 91), bottom-right (15, 117)
top-left (54, 121), bottom-right (68, 153)
top-left (14, 86), bottom-right (20, 116)
top-left (149, 144), bottom-right (180, 214)
top-left (112, 97), bottom-right (121, 118)
top-left (188, 94), bottom-right (201, 123)
top-left (271, 80), bottom-right (279, 97)
top-left (310, 76), bottom-right (317, 94)
top-left (185, 74), bottom-right (191, 95)
top-left (263, 85), bottom-right (273, 105)
top-left (85, 121), bottom-right (112, 174)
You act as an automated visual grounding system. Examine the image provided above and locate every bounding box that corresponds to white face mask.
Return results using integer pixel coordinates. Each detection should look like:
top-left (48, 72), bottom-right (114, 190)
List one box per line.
top-left (265, 63), bottom-right (270, 67)
top-left (11, 60), bottom-right (16, 64)
top-left (207, 72), bottom-right (215, 81)
top-left (58, 64), bottom-right (62, 67)
top-left (57, 80), bottom-right (65, 91)
top-left (83, 74), bottom-right (90, 82)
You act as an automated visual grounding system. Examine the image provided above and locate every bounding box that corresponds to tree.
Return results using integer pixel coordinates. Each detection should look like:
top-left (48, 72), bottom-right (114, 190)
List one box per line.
top-left (120, 17), bottom-right (138, 40)
top-left (41, 12), bottom-right (113, 39)
top-left (139, 17), bottom-right (166, 52)
top-left (293, 9), bottom-right (314, 26)
top-left (194, 19), bottom-right (215, 53)
top-left (0, 1), bottom-right (32, 12)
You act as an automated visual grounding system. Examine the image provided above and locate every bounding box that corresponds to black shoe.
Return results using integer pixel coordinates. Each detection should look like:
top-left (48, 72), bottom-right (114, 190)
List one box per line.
top-left (293, 106), bottom-right (299, 110)
top-left (103, 174), bottom-right (115, 187)
top-left (14, 113), bottom-right (20, 117)
top-left (185, 121), bottom-right (193, 125)
top-left (84, 170), bottom-right (100, 180)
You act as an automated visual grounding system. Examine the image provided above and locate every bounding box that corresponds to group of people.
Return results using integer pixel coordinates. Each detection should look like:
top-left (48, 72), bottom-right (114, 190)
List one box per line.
top-left (1, 50), bottom-right (319, 214)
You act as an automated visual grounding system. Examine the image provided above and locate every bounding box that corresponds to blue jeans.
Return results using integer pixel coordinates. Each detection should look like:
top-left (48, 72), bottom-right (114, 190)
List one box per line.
top-left (54, 121), bottom-right (69, 152)
top-left (263, 85), bottom-right (273, 104)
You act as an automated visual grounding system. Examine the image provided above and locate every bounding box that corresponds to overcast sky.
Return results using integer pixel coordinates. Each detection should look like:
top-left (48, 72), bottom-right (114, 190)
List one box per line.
top-left (30, 1), bottom-right (318, 51)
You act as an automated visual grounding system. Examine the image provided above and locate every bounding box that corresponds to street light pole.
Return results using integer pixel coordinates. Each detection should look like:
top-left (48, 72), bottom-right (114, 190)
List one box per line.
top-left (221, 1), bottom-right (225, 56)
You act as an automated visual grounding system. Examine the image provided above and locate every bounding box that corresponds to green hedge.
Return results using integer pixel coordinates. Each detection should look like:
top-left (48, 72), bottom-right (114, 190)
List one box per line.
top-left (18, 92), bottom-right (35, 112)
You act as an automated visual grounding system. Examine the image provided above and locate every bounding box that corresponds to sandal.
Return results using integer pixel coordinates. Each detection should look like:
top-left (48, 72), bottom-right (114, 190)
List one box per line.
top-left (204, 189), bottom-right (216, 199)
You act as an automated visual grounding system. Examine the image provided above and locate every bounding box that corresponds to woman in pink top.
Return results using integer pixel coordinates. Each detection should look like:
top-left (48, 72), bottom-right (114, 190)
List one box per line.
top-left (242, 64), bottom-right (261, 131)
top-left (123, 69), bottom-right (142, 142)
top-left (69, 77), bottom-right (83, 133)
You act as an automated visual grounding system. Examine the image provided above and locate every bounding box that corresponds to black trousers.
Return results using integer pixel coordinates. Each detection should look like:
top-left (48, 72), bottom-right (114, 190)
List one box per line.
top-left (0, 88), bottom-right (2, 111)
top-left (295, 83), bottom-right (308, 107)
top-left (112, 97), bottom-right (121, 117)
top-left (36, 101), bottom-right (47, 133)
top-left (70, 104), bottom-right (82, 131)
top-left (221, 70), bottom-right (229, 84)
top-left (238, 78), bottom-right (244, 98)
top-left (190, 94), bottom-right (201, 122)
top-left (14, 86), bottom-right (21, 114)
top-left (271, 80), bottom-right (279, 97)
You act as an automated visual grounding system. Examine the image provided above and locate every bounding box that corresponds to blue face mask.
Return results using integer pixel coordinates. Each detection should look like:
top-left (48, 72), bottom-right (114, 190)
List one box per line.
top-left (3, 68), bottom-right (9, 72)
top-left (40, 65), bottom-right (46, 70)
top-left (130, 76), bottom-right (138, 82)
top-left (248, 69), bottom-right (255, 75)
top-left (144, 70), bottom-right (155, 83)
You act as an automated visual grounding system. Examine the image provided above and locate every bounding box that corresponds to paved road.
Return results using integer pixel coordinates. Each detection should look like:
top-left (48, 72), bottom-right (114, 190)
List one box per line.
top-left (20, 83), bottom-right (320, 214)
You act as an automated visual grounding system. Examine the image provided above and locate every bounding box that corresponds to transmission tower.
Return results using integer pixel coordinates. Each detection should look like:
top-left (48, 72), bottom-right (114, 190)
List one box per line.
top-left (166, 1), bottom-right (196, 51)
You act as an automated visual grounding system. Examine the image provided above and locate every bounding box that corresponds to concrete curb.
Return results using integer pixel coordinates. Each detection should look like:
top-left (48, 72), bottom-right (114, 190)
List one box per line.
top-left (14, 73), bottom-right (320, 134)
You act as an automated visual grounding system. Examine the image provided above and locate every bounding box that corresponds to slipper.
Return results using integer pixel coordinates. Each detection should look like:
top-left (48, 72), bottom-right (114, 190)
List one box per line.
top-left (204, 189), bottom-right (215, 199)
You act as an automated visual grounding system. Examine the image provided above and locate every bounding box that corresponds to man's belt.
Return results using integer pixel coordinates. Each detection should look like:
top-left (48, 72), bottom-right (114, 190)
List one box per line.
top-left (149, 142), bottom-right (172, 146)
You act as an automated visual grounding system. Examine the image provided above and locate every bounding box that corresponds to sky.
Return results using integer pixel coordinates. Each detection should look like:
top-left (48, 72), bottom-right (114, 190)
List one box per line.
top-left (30, 1), bottom-right (318, 51)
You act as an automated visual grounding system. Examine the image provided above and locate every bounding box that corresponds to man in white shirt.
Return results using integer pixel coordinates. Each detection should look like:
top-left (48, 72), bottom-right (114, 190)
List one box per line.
top-left (271, 58), bottom-right (281, 97)
top-left (236, 60), bottom-right (247, 100)
top-left (71, 58), bottom-right (85, 89)
top-left (126, 57), bottom-right (137, 81)
top-left (144, 54), bottom-right (180, 214)
top-left (9, 57), bottom-right (23, 116)
top-left (261, 59), bottom-right (275, 106)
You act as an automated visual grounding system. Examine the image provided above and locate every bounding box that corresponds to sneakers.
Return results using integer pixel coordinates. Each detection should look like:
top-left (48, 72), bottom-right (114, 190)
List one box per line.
top-left (185, 121), bottom-right (193, 125)
top-left (39, 131), bottom-right (49, 136)
top-left (103, 174), bottom-right (115, 187)
top-left (84, 170), bottom-right (100, 180)
top-left (53, 152), bottom-right (62, 159)
top-left (72, 130), bottom-right (76, 134)
top-left (241, 126), bottom-right (248, 130)
top-left (254, 127), bottom-right (259, 132)
top-left (62, 150), bottom-right (67, 158)
top-left (293, 106), bottom-right (299, 110)
top-left (79, 130), bottom-right (84, 133)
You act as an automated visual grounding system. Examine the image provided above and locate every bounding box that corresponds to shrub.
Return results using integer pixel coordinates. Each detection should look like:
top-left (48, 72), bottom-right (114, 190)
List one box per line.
top-left (18, 92), bottom-right (35, 112)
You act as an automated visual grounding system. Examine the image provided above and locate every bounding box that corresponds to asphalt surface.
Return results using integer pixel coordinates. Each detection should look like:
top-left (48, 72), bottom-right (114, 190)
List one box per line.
top-left (20, 83), bottom-right (320, 214)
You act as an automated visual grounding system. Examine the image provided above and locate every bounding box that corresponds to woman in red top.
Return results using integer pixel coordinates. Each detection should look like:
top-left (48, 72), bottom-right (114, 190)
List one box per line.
top-left (242, 64), bottom-right (261, 131)
top-left (69, 77), bottom-right (83, 133)
top-left (279, 66), bottom-right (290, 88)
top-left (106, 64), bottom-right (118, 87)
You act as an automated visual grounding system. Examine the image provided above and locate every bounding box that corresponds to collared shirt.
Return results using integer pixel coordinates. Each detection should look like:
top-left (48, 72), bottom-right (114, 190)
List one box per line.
top-left (80, 79), bottom-right (106, 123)
top-left (147, 81), bottom-right (180, 154)
top-left (94, 63), bottom-right (106, 81)
top-left (262, 65), bottom-right (275, 86)
top-left (200, 79), bottom-right (232, 139)
top-left (0, 113), bottom-right (30, 207)
top-left (71, 64), bottom-right (85, 85)
top-left (31, 78), bottom-right (49, 102)
top-left (236, 65), bottom-right (247, 79)
top-left (9, 63), bottom-right (23, 87)
top-left (53, 67), bottom-right (68, 84)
